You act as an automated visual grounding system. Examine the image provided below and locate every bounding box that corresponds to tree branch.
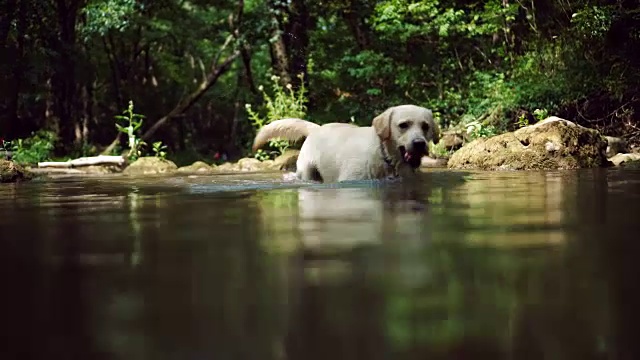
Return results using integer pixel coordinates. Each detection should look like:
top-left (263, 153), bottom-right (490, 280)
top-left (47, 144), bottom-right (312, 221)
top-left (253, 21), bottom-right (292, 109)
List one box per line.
top-left (104, 0), bottom-right (246, 147)
top-left (140, 49), bottom-right (240, 141)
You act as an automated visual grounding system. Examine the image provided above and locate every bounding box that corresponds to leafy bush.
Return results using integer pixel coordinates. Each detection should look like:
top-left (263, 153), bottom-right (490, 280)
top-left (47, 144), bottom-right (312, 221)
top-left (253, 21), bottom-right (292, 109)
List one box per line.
top-left (151, 141), bottom-right (168, 159)
top-left (246, 73), bottom-right (308, 160)
top-left (9, 130), bottom-right (58, 165)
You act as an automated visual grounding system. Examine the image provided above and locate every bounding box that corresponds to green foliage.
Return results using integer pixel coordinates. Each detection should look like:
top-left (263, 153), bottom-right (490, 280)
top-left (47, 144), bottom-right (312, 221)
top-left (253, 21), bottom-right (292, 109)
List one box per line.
top-left (9, 130), bottom-right (58, 165)
top-left (533, 108), bottom-right (549, 121)
top-left (372, 1), bottom-right (466, 40)
top-left (151, 141), bottom-right (168, 159)
top-left (306, 0), bottom-right (638, 141)
top-left (80, 0), bottom-right (140, 40)
top-left (429, 142), bottom-right (452, 158)
top-left (571, 5), bottom-right (616, 40)
top-left (516, 114), bottom-right (529, 129)
top-left (247, 73), bottom-right (308, 160)
top-left (1, 0), bottom-right (639, 159)
top-left (465, 121), bottom-right (498, 140)
top-left (115, 100), bottom-right (146, 161)
top-left (462, 72), bottom-right (518, 128)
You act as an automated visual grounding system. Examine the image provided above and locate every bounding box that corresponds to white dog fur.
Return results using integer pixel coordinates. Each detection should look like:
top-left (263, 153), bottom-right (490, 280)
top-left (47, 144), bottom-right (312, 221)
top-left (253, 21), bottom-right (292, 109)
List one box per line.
top-left (252, 104), bottom-right (440, 183)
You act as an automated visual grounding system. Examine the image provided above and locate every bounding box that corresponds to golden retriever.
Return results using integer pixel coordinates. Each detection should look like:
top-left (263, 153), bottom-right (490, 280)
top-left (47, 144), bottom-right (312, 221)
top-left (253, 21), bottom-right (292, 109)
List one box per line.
top-left (252, 104), bottom-right (440, 183)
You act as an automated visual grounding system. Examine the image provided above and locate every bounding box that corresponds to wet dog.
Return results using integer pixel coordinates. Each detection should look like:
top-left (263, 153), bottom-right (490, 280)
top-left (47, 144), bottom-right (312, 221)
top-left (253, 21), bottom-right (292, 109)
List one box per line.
top-left (252, 104), bottom-right (440, 183)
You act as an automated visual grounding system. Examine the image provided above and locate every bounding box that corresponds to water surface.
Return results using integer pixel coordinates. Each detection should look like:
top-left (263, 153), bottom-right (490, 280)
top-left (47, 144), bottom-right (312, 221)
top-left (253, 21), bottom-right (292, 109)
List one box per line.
top-left (2, 169), bottom-right (640, 360)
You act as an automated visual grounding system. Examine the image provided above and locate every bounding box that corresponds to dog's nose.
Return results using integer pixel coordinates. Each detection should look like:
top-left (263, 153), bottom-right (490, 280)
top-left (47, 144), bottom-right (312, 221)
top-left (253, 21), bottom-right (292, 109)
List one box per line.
top-left (412, 139), bottom-right (427, 151)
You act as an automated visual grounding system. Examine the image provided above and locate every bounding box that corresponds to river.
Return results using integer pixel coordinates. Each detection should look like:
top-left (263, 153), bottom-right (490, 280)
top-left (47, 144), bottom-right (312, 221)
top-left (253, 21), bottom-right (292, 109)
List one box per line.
top-left (1, 169), bottom-right (639, 360)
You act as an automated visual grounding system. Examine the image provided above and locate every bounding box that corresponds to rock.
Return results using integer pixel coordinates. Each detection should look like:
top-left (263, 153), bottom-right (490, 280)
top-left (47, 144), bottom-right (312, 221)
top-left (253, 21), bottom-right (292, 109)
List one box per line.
top-left (82, 165), bottom-right (123, 174)
top-left (420, 156), bottom-right (448, 168)
top-left (440, 131), bottom-right (466, 150)
top-left (609, 153), bottom-right (640, 166)
top-left (605, 136), bottom-right (629, 158)
top-left (122, 157), bottom-right (178, 175)
top-left (448, 116), bottom-right (609, 171)
top-left (273, 149), bottom-right (300, 171)
top-left (212, 157), bottom-right (285, 173)
top-left (261, 159), bottom-right (278, 170)
top-left (213, 162), bottom-right (240, 173)
top-left (177, 161), bottom-right (216, 173)
top-left (0, 159), bottom-right (32, 182)
top-left (237, 157), bottom-right (275, 172)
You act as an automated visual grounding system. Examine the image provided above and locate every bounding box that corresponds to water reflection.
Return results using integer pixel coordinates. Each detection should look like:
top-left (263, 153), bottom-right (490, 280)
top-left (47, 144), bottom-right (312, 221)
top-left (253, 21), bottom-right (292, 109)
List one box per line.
top-left (1, 169), bottom-right (639, 360)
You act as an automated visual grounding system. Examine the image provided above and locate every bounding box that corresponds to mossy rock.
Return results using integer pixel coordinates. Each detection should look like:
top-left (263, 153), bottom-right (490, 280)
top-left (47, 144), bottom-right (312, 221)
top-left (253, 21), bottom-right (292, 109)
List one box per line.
top-left (213, 162), bottom-right (241, 173)
top-left (177, 161), bottom-right (216, 173)
top-left (448, 117), bottom-right (609, 171)
top-left (212, 158), bottom-right (279, 173)
top-left (1, 160), bottom-right (33, 183)
top-left (236, 157), bottom-right (278, 172)
top-left (123, 157), bottom-right (178, 175)
top-left (237, 157), bottom-right (264, 171)
top-left (440, 131), bottom-right (466, 151)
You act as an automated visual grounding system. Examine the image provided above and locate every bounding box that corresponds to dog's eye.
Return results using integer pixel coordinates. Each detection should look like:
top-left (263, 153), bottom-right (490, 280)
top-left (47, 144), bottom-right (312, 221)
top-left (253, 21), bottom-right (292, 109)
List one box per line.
top-left (422, 123), bottom-right (430, 132)
top-left (398, 122), bottom-right (409, 130)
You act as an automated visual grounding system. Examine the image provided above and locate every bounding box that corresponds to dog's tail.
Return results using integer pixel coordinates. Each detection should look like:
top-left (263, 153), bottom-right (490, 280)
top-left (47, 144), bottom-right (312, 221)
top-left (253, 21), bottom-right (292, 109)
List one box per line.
top-left (252, 118), bottom-right (321, 152)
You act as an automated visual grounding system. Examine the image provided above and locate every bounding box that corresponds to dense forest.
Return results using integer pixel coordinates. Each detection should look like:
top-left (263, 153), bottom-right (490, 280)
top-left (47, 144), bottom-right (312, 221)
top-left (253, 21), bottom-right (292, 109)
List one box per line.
top-left (1, 0), bottom-right (638, 165)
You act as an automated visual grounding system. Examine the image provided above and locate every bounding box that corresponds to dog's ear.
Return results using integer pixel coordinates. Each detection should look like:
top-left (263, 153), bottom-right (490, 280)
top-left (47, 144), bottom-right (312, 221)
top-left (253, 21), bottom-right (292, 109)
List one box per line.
top-left (373, 108), bottom-right (393, 141)
top-left (431, 118), bottom-right (441, 145)
top-left (432, 123), bottom-right (440, 144)
top-left (425, 110), bottom-right (440, 144)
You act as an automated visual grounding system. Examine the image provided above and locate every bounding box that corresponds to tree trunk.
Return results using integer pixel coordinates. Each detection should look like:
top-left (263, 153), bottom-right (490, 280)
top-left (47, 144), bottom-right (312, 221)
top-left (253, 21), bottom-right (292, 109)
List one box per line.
top-left (267, 0), bottom-right (310, 90)
top-left (0, 0), bottom-right (18, 50)
top-left (268, 0), bottom-right (292, 85)
top-left (0, 0), bottom-right (24, 139)
top-left (341, 0), bottom-right (371, 51)
top-left (51, 0), bottom-right (85, 152)
top-left (285, 0), bottom-right (310, 89)
top-left (102, 36), bottom-right (124, 108)
top-left (240, 45), bottom-right (258, 94)
top-left (269, 23), bottom-right (292, 85)
top-left (76, 82), bottom-right (92, 147)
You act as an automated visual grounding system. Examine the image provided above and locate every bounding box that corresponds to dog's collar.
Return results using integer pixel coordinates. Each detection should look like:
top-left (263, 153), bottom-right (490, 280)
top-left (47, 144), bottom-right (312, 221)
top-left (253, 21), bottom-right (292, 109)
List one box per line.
top-left (379, 141), bottom-right (398, 177)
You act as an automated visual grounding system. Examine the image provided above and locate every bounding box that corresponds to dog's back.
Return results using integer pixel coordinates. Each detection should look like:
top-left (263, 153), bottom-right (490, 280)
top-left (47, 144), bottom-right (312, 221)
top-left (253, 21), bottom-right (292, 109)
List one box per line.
top-left (297, 125), bottom-right (385, 182)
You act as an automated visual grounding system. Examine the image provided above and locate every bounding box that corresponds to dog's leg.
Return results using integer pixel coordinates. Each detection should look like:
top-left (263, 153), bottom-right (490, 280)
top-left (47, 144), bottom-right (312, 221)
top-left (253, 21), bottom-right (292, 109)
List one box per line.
top-left (297, 163), bottom-right (323, 182)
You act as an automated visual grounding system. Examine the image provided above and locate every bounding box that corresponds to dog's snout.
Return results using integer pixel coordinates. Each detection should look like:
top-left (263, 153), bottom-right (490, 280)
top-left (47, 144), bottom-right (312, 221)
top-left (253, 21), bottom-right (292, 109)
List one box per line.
top-left (412, 138), bottom-right (427, 151)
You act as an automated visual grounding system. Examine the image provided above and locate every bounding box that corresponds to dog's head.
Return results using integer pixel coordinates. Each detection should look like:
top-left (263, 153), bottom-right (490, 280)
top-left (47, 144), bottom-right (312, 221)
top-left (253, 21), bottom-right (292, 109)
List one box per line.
top-left (373, 105), bottom-right (441, 169)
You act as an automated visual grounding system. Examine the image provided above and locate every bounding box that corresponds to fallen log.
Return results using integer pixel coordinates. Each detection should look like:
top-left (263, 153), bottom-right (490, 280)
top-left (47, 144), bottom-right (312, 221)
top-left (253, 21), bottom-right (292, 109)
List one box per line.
top-left (38, 155), bottom-right (126, 168)
top-left (28, 168), bottom-right (86, 174)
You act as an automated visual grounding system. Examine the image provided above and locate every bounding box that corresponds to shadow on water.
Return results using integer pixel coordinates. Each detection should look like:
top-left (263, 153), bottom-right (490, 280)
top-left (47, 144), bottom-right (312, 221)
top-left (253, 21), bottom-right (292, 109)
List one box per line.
top-left (1, 169), bottom-right (640, 360)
